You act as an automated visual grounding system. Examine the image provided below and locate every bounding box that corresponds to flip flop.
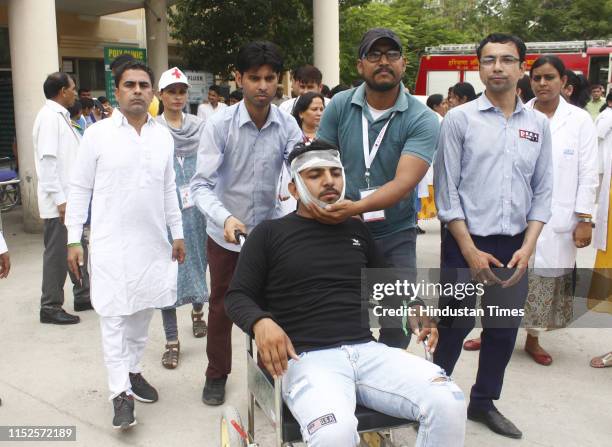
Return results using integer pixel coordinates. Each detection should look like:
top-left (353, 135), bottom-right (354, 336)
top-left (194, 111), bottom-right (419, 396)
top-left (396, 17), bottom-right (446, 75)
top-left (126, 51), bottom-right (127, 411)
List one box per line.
top-left (590, 352), bottom-right (612, 368)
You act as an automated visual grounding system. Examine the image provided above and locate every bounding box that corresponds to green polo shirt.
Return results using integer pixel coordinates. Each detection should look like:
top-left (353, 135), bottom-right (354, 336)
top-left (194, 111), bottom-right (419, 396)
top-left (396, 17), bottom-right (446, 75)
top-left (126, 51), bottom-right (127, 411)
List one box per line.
top-left (317, 83), bottom-right (440, 239)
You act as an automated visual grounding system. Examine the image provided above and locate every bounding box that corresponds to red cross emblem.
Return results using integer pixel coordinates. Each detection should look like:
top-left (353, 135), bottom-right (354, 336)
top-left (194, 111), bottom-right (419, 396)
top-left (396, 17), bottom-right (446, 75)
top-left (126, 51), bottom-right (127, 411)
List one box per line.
top-left (171, 68), bottom-right (182, 79)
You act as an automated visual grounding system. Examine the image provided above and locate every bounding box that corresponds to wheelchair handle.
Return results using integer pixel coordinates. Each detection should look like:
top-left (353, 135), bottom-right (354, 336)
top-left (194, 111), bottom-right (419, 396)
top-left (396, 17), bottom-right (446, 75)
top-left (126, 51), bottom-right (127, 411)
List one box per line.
top-left (234, 229), bottom-right (248, 247)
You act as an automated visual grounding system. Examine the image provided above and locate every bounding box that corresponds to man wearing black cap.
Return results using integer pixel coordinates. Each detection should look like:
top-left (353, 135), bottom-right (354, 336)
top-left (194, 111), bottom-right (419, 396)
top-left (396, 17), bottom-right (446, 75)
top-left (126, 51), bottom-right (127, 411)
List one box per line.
top-left (317, 28), bottom-right (440, 349)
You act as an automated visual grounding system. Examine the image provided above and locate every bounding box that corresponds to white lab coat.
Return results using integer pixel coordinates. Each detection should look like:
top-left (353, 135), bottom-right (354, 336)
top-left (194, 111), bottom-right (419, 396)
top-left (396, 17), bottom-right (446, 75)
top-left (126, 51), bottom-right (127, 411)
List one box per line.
top-left (65, 111), bottom-right (183, 316)
top-left (525, 97), bottom-right (598, 276)
top-left (593, 107), bottom-right (612, 251)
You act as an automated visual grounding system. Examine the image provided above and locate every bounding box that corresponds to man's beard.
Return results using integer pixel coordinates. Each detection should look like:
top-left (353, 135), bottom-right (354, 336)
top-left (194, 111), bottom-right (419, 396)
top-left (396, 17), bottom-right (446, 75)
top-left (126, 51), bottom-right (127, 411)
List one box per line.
top-left (364, 76), bottom-right (399, 92)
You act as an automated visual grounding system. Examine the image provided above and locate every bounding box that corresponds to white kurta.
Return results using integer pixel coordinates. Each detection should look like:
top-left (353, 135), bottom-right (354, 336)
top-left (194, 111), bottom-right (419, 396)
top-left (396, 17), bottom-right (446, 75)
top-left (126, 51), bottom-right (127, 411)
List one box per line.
top-left (65, 111), bottom-right (183, 316)
top-left (525, 97), bottom-right (598, 275)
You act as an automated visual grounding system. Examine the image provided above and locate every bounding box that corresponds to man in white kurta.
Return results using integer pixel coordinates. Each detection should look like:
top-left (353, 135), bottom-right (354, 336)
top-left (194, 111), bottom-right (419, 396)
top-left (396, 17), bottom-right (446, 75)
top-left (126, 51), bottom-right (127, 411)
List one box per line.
top-left (66, 61), bottom-right (185, 430)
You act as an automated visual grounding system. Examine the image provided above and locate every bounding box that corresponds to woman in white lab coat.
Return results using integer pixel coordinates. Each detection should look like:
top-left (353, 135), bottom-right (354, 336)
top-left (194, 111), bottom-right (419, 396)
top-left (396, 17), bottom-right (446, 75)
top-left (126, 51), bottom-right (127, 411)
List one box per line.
top-left (588, 94), bottom-right (612, 368)
top-left (522, 55), bottom-right (598, 365)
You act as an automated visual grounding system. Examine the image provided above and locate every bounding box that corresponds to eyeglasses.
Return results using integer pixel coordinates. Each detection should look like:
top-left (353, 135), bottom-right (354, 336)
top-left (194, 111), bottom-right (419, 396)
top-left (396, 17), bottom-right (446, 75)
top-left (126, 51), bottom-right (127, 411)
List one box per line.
top-left (364, 50), bottom-right (402, 63)
top-left (480, 55), bottom-right (521, 66)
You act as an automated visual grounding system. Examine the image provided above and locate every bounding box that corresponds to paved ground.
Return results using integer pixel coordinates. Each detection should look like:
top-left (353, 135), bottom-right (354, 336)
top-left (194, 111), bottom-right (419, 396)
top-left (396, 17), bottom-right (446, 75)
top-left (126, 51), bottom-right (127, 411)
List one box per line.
top-left (1, 209), bottom-right (611, 447)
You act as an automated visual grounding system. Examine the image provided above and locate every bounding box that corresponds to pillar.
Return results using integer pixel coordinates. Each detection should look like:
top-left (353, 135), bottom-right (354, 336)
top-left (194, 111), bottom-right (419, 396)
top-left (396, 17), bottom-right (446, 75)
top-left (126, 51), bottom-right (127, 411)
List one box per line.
top-left (145, 0), bottom-right (169, 86)
top-left (313, 0), bottom-right (340, 87)
top-left (8, 0), bottom-right (59, 232)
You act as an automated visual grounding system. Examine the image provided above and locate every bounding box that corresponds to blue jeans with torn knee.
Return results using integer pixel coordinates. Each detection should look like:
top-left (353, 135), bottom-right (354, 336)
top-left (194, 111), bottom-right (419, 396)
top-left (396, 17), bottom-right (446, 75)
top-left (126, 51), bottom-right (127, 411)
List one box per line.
top-left (281, 341), bottom-right (466, 447)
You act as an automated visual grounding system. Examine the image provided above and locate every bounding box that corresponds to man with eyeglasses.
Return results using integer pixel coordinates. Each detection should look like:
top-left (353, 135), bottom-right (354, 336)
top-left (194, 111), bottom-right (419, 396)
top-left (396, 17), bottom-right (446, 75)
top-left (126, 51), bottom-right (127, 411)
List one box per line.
top-left (317, 28), bottom-right (440, 350)
top-left (433, 33), bottom-right (552, 439)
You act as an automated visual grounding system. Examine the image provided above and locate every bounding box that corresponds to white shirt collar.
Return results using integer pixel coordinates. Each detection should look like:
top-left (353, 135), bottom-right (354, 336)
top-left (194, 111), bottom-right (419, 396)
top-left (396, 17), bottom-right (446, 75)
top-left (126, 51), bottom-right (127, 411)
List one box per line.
top-left (45, 99), bottom-right (69, 117)
top-left (111, 108), bottom-right (155, 128)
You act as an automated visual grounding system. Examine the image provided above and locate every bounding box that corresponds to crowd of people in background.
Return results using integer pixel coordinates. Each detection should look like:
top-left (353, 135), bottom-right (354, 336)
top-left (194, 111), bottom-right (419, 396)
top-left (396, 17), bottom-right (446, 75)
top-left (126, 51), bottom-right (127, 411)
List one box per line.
top-left (1, 27), bottom-right (612, 446)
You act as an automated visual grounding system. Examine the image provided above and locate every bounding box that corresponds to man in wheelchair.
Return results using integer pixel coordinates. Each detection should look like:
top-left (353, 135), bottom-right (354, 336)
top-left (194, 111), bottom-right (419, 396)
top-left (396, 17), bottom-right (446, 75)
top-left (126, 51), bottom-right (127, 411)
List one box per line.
top-left (225, 140), bottom-right (466, 446)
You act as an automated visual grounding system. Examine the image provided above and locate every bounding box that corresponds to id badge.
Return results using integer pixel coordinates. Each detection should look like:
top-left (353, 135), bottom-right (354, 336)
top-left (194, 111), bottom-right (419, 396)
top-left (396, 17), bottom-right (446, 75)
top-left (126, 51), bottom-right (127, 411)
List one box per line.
top-left (179, 185), bottom-right (194, 209)
top-left (359, 188), bottom-right (385, 222)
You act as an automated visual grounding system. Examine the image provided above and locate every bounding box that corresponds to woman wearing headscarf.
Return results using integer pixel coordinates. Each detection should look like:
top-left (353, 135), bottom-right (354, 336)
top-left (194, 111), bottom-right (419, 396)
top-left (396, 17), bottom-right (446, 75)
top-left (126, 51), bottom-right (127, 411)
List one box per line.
top-left (156, 67), bottom-right (209, 369)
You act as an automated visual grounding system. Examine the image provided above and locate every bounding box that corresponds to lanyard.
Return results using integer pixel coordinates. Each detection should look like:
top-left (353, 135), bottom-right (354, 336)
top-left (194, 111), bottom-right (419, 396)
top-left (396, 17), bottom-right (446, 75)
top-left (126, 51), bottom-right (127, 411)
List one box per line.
top-left (176, 156), bottom-right (187, 179)
top-left (362, 111), bottom-right (395, 187)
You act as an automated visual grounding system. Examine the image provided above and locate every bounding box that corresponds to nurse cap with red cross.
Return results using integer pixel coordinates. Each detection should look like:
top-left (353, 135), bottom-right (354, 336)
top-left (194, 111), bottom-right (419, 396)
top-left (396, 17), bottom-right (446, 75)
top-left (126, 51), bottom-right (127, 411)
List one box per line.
top-left (158, 67), bottom-right (189, 91)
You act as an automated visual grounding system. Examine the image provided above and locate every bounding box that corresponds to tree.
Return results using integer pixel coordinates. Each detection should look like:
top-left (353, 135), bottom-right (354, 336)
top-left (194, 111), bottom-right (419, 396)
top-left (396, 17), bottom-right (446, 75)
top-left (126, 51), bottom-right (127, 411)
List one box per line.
top-left (339, 0), bottom-right (479, 88)
top-left (168, 0), bottom-right (314, 78)
top-left (501, 0), bottom-right (612, 41)
top-left (169, 0), bottom-right (370, 79)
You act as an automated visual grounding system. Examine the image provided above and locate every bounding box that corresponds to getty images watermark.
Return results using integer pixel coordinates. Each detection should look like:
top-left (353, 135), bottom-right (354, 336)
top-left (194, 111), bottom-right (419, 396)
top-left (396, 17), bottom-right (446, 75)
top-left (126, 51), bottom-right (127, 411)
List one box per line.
top-left (361, 268), bottom-right (612, 328)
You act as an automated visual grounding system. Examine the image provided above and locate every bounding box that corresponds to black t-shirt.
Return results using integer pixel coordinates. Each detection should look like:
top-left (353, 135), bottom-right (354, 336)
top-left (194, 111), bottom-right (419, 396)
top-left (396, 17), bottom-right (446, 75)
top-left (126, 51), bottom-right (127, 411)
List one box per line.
top-left (225, 212), bottom-right (386, 353)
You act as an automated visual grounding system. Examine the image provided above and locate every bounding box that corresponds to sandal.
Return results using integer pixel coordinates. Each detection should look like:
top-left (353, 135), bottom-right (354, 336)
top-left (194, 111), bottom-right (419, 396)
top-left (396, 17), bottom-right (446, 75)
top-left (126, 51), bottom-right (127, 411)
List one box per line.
top-left (162, 341), bottom-right (180, 369)
top-left (590, 351), bottom-right (612, 368)
top-left (192, 310), bottom-right (207, 338)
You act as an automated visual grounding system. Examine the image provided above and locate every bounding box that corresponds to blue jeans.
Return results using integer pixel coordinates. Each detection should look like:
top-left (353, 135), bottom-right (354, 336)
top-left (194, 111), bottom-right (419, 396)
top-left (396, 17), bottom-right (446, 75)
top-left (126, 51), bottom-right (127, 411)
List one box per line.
top-left (375, 229), bottom-right (417, 348)
top-left (282, 341), bottom-right (466, 447)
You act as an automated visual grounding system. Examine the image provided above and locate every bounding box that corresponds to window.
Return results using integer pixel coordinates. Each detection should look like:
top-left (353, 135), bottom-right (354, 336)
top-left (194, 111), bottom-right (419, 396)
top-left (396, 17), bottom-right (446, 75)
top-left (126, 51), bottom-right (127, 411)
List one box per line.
top-left (427, 71), bottom-right (460, 96)
top-left (76, 59), bottom-right (105, 91)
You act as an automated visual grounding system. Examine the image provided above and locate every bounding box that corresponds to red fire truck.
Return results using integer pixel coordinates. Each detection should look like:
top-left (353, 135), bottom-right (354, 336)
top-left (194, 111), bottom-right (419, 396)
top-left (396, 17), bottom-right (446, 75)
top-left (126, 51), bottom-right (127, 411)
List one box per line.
top-left (414, 40), bottom-right (612, 96)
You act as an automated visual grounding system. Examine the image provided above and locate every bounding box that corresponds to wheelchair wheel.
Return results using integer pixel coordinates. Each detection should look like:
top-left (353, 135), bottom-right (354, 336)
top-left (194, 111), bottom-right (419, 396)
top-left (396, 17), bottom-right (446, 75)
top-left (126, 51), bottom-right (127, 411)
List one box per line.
top-left (220, 405), bottom-right (247, 447)
top-left (0, 182), bottom-right (19, 212)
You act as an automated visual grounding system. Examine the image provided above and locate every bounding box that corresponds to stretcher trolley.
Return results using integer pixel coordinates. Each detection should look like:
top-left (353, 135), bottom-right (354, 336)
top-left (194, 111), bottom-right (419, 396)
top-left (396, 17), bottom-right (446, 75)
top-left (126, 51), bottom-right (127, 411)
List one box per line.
top-left (220, 231), bottom-right (422, 447)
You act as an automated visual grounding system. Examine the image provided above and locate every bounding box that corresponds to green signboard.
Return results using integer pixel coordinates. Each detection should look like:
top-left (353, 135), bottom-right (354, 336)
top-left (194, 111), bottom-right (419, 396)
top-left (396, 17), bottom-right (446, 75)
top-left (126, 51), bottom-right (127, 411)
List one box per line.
top-left (103, 46), bottom-right (147, 106)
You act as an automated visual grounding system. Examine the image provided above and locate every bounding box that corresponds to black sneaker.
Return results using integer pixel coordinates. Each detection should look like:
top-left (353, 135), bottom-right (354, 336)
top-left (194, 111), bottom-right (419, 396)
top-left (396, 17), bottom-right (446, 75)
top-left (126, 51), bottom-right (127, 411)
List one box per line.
top-left (112, 392), bottom-right (136, 430)
top-left (129, 373), bottom-right (158, 403)
top-left (202, 377), bottom-right (227, 406)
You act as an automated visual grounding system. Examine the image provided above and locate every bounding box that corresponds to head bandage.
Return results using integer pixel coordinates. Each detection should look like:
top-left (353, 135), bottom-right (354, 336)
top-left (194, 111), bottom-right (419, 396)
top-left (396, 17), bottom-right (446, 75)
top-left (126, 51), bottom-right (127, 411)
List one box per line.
top-left (290, 148), bottom-right (346, 208)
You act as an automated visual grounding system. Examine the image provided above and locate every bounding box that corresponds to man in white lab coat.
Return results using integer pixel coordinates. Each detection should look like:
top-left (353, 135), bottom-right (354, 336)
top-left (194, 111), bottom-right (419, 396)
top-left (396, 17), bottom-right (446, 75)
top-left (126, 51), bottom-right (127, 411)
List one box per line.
top-left (33, 72), bottom-right (90, 324)
top-left (66, 60), bottom-right (185, 430)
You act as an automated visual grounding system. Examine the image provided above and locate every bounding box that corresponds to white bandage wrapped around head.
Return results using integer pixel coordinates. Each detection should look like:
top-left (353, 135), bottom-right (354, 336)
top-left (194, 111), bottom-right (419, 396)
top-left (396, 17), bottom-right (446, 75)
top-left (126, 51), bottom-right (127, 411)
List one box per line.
top-left (290, 147), bottom-right (346, 208)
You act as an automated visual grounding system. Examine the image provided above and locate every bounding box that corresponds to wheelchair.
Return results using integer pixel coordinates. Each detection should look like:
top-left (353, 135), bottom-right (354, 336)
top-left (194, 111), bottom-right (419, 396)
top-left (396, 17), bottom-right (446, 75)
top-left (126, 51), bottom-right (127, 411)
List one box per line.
top-left (219, 334), bottom-right (418, 447)
top-left (221, 231), bottom-right (420, 446)
top-left (0, 157), bottom-right (20, 212)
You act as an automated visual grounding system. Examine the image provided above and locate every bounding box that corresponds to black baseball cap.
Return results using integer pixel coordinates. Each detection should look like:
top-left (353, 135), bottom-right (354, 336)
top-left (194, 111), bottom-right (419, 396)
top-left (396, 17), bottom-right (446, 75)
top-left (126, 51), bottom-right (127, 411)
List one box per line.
top-left (358, 28), bottom-right (403, 59)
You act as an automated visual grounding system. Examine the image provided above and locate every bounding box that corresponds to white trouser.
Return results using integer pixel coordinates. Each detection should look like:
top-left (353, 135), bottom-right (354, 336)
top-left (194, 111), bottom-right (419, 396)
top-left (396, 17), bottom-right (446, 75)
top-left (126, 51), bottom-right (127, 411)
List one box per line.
top-left (526, 327), bottom-right (545, 337)
top-left (99, 308), bottom-right (155, 399)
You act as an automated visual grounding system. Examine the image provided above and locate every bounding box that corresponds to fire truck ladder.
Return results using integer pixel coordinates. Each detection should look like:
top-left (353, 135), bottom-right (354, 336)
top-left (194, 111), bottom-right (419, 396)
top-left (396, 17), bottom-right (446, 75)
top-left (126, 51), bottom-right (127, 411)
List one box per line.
top-left (425, 40), bottom-right (612, 55)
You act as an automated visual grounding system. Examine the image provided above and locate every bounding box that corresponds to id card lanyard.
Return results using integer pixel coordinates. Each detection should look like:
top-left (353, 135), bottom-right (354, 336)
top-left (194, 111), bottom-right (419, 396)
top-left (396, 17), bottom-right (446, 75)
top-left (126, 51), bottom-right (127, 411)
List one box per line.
top-left (362, 111), bottom-right (395, 188)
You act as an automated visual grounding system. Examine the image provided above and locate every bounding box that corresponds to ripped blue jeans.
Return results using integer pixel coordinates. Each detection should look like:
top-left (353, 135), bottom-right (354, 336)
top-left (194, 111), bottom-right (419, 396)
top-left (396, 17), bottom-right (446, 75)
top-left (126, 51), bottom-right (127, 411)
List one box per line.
top-left (282, 341), bottom-right (466, 447)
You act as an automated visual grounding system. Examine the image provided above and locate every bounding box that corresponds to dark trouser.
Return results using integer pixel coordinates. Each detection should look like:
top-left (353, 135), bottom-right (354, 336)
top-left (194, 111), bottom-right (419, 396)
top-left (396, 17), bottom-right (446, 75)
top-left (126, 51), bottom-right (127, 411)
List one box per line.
top-left (205, 238), bottom-right (239, 379)
top-left (375, 228), bottom-right (417, 349)
top-left (40, 218), bottom-right (90, 310)
top-left (434, 230), bottom-right (527, 412)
